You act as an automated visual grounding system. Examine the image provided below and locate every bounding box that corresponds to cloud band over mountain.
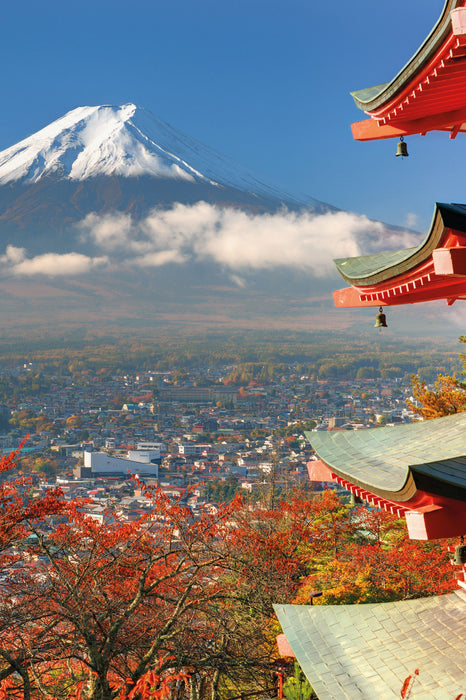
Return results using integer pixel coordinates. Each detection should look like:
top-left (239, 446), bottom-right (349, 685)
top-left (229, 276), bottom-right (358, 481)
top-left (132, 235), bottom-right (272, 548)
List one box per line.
top-left (0, 203), bottom-right (421, 278)
top-left (0, 246), bottom-right (108, 277)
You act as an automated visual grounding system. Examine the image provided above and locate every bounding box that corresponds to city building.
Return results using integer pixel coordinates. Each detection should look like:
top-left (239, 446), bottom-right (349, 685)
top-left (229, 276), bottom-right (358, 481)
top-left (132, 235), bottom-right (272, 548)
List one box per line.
top-left (79, 449), bottom-right (160, 479)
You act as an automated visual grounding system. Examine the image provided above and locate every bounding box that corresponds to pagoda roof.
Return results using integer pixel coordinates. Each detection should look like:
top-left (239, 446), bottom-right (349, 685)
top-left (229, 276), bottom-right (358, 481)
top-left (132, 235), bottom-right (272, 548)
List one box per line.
top-left (274, 592), bottom-right (466, 700)
top-left (333, 202), bottom-right (466, 307)
top-left (307, 412), bottom-right (466, 539)
top-left (351, 0), bottom-right (466, 140)
top-left (307, 412), bottom-right (466, 504)
top-left (336, 203), bottom-right (466, 285)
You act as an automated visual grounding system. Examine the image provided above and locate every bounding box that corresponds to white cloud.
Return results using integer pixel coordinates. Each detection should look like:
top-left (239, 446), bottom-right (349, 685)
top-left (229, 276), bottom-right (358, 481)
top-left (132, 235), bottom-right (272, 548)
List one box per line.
top-left (3, 251), bottom-right (108, 277)
top-left (77, 212), bottom-right (133, 251)
top-left (406, 212), bottom-right (419, 229)
top-left (230, 274), bottom-right (246, 288)
top-left (131, 249), bottom-right (188, 267)
top-left (0, 245), bottom-right (27, 265)
top-left (1, 203), bottom-right (422, 279)
top-left (79, 202), bottom-right (409, 276)
top-left (194, 208), bottom-right (364, 274)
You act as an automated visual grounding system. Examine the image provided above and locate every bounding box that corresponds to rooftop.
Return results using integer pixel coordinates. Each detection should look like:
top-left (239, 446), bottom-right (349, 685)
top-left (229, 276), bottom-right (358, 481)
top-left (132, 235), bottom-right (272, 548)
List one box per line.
top-left (308, 412), bottom-right (466, 539)
top-left (333, 202), bottom-right (466, 307)
top-left (275, 591), bottom-right (466, 700)
top-left (307, 411), bottom-right (466, 503)
top-left (334, 203), bottom-right (466, 286)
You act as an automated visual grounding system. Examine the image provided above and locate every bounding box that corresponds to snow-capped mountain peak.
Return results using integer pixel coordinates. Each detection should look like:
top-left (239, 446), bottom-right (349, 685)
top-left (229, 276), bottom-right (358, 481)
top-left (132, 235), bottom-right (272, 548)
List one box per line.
top-left (0, 103), bottom-right (225, 185)
top-left (0, 103), bottom-right (318, 208)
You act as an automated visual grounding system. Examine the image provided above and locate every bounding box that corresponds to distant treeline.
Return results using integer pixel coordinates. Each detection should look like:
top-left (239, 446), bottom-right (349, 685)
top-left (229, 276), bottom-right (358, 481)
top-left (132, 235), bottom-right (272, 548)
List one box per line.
top-left (0, 329), bottom-right (461, 384)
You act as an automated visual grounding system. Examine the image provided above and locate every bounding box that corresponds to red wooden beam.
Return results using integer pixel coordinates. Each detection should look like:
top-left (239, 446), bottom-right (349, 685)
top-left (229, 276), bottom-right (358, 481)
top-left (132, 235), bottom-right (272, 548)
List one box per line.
top-left (350, 120), bottom-right (411, 141)
top-left (351, 106), bottom-right (466, 140)
top-left (333, 285), bottom-right (462, 307)
top-left (332, 474), bottom-right (466, 539)
top-left (334, 276), bottom-right (466, 307)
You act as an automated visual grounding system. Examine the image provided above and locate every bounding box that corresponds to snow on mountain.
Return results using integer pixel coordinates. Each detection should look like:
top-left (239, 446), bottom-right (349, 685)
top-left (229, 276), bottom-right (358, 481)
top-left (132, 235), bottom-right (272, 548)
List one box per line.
top-left (0, 104), bottom-right (207, 184)
top-left (0, 103), bottom-right (301, 203)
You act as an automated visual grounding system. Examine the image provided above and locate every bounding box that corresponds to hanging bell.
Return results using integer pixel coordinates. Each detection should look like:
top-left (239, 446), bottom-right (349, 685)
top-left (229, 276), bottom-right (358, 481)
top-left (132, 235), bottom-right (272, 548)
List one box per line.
top-left (453, 544), bottom-right (466, 566)
top-left (374, 306), bottom-right (387, 328)
top-left (395, 136), bottom-right (409, 158)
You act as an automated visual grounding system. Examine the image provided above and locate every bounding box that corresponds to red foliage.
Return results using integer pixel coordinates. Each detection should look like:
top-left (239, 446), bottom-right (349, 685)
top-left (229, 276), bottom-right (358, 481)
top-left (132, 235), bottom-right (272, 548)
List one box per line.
top-left (294, 504), bottom-right (456, 605)
top-left (0, 445), bottom-right (458, 698)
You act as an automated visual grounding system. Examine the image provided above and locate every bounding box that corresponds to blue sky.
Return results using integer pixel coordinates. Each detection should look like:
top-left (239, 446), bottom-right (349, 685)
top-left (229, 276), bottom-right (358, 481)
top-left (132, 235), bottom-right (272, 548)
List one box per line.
top-left (0, 0), bottom-right (459, 233)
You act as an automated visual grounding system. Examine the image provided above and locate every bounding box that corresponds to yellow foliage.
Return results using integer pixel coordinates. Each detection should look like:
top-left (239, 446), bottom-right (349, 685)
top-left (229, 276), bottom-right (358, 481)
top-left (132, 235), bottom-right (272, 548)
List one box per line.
top-left (407, 374), bottom-right (466, 420)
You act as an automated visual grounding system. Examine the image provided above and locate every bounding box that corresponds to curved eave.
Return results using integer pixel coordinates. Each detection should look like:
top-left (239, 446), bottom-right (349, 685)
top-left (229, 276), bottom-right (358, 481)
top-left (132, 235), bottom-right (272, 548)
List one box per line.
top-left (335, 203), bottom-right (466, 286)
top-left (351, 1), bottom-right (466, 140)
top-left (332, 203), bottom-right (466, 306)
top-left (306, 412), bottom-right (466, 504)
top-left (351, 0), bottom-right (463, 112)
top-left (333, 275), bottom-right (466, 307)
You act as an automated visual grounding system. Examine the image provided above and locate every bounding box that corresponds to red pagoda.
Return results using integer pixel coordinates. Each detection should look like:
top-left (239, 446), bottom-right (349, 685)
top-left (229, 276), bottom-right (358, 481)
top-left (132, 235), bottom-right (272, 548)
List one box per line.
top-left (335, 0), bottom-right (466, 307)
top-left (274, 2), bottom-right (466, 697)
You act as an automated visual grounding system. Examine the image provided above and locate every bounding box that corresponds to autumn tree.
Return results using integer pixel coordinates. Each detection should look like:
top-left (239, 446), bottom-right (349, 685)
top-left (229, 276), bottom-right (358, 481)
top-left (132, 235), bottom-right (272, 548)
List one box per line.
top-left (0, 491), bottom-right (241, 699)
top-left (406, 335), bottom-right (466, 419)
top-left (293, 504), bottom-right (456, 605)
top-left (0, 463), bottom-right (308, 700)
top-left (0, 442), bottom-right (458, 700)
top-left (0, 446), bottom-right (66, 698)
top-left (407, 373), bottom-right (466, 419)
top-left (196, 497), bottom-right (316, 698)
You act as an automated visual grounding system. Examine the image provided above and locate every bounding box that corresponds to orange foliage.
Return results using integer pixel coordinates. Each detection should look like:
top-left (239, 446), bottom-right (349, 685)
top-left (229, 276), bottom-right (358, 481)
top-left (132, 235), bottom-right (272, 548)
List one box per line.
top-left (293, 504), bottom-right (455, 605)
top-left (408, 374), bottom-right (466, 419)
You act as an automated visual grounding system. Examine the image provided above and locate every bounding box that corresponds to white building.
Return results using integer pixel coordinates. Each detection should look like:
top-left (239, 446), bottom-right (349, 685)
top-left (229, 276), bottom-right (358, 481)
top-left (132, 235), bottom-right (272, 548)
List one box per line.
top-left (84, 450), bottom-right (159, 478)
top-left (178, 443), bottom-right (203, 456)
top-left (136, 441), bottom-right (167, 452)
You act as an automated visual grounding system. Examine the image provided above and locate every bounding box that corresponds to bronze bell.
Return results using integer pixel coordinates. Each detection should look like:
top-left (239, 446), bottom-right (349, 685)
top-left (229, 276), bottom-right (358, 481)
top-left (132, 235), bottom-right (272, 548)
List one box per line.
top-left (374, 306), bottom-right (387, 328)
top-left (453, 544), bottom-right (466, 566)
top-left (395, 137), bottom-right (409, 158)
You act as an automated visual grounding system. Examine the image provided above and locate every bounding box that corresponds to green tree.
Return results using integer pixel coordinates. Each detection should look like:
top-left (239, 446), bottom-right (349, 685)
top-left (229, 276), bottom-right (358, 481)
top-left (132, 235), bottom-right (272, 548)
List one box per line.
top-left (283, 662), bottom-right (314, 700)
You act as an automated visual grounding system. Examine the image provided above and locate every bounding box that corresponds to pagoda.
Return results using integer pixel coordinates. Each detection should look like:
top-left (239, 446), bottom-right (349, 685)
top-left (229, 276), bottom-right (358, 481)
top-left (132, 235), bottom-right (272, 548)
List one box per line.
top-left (335, 0), bottom-right (466, 308)
top-left (351, 0), bottom-right (466, 142)
top-left (307, 413), bottom-right (466, 541)
top-left (334, 202), bottom-right (466, 307)
top-left (274, 2), bottom-right (466, 698)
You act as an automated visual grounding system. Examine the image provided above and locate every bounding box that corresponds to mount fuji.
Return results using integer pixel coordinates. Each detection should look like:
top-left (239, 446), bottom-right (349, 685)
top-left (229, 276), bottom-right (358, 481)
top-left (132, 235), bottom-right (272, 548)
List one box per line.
top-left (0, 103), bottom-right (336, 253)
top-left (0, 103), bottom-right (222, 185)
top-left (0, 103), bottom-right (427, 335)
top-left (0, 103), bottom-right (320, 207)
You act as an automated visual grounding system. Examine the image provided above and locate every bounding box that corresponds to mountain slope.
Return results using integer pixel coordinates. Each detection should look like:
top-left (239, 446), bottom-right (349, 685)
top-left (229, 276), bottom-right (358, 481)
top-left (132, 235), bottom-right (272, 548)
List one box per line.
top-left (0, 104), bottom-right (213, 184)
top-left (0, 103), bottom-right (433, 336)
top-left (0, 103), bottom-right (321, 208)
top-left (0, 104), bottom-right (338, 254)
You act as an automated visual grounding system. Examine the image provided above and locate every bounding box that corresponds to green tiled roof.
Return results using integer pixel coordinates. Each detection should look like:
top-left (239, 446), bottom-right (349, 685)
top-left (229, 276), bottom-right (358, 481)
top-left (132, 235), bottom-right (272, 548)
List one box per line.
top-left (335, 247), bottom-right (418, 283)
top-left (334, 203), bottom-right (466, 285)
top-left (274, 592), bottom-right (466, 700)
top-left (351, 0), bottom-right (461, 112)
top-left (306, 411), bottom-right (466, 502)
top-left (350, 82), bottom-right (389, 104)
